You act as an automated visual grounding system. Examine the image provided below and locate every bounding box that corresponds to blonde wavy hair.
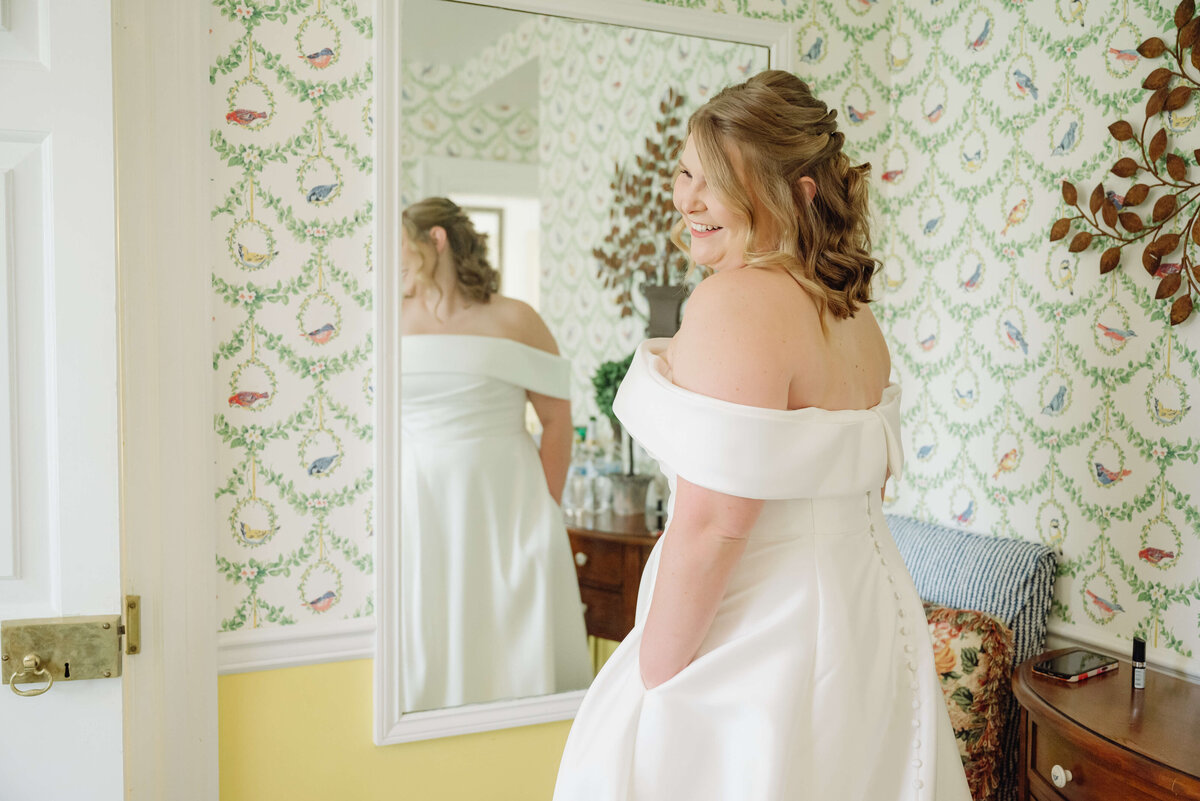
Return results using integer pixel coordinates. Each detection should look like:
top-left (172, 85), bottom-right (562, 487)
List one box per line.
top-left (670, 70), bottom-right (878, 333)
top-left (402, 197), bottom-right (499, 304)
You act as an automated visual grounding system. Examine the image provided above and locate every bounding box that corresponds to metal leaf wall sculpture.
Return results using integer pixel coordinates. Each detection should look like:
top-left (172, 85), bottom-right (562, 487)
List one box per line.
top-left (1051, 0), bottom-right (1200, 326)
top-left (592, 87), bottom-right (690, 320)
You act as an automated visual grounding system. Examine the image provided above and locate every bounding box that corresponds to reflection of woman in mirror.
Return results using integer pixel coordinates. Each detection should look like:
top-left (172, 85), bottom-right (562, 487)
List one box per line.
top-left (555, 73), bottom-right (971, 800)
top-left (399, 197), bottom-right (591, 711)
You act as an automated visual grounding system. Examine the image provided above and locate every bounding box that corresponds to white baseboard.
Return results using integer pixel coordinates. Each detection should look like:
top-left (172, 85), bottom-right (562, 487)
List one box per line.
top-left (217, 618), bottom-right (375, 675)
top-left (1045, 623), bottom-right (1199, 682)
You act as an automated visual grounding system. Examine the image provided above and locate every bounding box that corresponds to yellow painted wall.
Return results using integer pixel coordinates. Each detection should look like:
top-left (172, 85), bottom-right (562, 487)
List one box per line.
top-left (219, 659), bottom-right (571, 801)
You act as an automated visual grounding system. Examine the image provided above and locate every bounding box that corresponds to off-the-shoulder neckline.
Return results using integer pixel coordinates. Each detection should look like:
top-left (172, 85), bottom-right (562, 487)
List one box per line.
top-left (636, 338), bottom-right (900, 420)
top-left (403, 333), bottom-right (564, 360)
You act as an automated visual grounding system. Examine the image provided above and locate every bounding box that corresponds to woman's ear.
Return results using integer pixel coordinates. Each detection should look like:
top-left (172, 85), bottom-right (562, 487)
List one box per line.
top-left (429, 225), bottom-right (448, 252)
top-left (797, 176), bottom-right (817, 204)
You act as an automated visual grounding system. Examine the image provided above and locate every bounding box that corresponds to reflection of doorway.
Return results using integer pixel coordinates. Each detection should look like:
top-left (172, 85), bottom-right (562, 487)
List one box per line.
top-left (421, 156), bottom-right (542, 310)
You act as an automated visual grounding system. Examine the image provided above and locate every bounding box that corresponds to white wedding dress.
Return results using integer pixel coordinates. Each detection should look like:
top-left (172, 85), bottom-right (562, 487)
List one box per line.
top-left (553, 339), bottom-right (971, 801)
top-left (400, 334), bottom-right (593, 711)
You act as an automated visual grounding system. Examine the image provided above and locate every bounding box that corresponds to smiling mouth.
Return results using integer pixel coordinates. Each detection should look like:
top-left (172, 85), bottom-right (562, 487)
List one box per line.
top-left (690, 222), bottom-right (723, 236)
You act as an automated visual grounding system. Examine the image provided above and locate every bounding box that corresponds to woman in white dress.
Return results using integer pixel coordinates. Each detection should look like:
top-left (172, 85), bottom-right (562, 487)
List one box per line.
top-left (553, 72), bottom-right (971, 800)
top-left (399, 197), bottom-right (592, 711)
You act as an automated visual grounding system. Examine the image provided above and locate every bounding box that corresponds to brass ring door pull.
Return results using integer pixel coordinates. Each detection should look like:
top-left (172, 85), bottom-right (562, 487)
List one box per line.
top-left (10, 654), bottom-right (54, 697)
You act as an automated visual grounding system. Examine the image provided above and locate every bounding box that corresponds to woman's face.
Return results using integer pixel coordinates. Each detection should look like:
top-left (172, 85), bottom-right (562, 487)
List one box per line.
top-left (672, 134), bottom-right (749, 273)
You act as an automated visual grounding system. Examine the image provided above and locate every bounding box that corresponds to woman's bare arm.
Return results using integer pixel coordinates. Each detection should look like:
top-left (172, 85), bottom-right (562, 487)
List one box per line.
top-left (639, 272), bottom-right (789, 689)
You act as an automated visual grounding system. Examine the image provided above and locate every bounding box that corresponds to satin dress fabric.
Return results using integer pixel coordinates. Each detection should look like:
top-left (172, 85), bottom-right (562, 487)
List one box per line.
top-left (553, 339), bottom-right (971, 801)
top-left (400, 334), bottom-right (592, 712)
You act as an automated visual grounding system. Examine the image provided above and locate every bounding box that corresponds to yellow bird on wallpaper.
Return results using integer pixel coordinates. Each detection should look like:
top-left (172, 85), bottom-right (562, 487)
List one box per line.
top-left (1002, 199), bottom-right (1028, 235)
top-left (237, 243), bottom-right (277, 268)
top-left (239, 522), bottom-right (276, 544)
top-left (992, 448), bottom-right (1018, 480)
top-left (1153, 397), bottom-right (1190, 423)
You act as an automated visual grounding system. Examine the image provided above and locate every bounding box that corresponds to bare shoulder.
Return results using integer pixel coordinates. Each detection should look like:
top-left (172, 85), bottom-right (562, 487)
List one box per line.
top-left (671, 269), bottom-right (803, 410)
top-left (488, 295), bottom-right (560, 355)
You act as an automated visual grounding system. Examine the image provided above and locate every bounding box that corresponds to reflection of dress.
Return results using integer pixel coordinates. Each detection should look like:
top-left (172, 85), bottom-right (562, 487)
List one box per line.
top-left (401, 334), bottom-right (592, 711)
top-left (554, 339), bottom-right (971, 801)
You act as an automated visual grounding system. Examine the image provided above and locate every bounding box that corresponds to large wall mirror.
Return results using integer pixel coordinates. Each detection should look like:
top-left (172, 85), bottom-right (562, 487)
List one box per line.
top-left (376, 0), bottom-right (793, 744)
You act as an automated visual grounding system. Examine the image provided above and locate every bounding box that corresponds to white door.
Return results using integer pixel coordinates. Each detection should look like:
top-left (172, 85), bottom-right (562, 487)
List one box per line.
top-left (0, 0), bottom-right (124, 795)
top-left (0, 2), bottom-right (217, 798)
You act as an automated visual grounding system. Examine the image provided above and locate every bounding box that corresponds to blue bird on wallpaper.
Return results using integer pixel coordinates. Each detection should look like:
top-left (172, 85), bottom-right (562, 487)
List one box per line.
top-left (303, 590), bottom-right (338, 613)
top-left (1096, 322), bottom-right (1136, 343)
top-left (1052, 122), bottom-right (1077, 155)
top-left (1094, 461), bottom-right (1132, 486)
top-left (308, 454), bottom-right (338, 476)
top-left (968, 18), bottom-right (991, 51)
top-left (801, 37), bottom-right (823, 62)
top-left (954, 387), bottom-right (974, 406)
top-left (923, 216), bottom-right (942, 235)
top-left (951, 500), bottom-right (975, 524)
top-left (925, 103), bottom-right (944, 123)
top-left (846, 105), bottom-right (875, 124)
top-left (919, 334), bottom-right (936, 351)
top-left (961, 149), bottom-right (983, 170)
top-left (916, 444), bottom-right (934, 460)
top-left (1105, 190), bottom-right (1126, 210)
top-left (1004, 320), bottom-right (1029, 354)
top-left (1152, 397), bottom-right (1190, 423)
top-left (306, 183), bottom-right (338, 203)
top-left (962, 261), bottom-right (982, 290)
top-left (1013, 70), bottom-right (1039, 100)
top-left (1085, 589), bottom-right (1124, 616)
top-left (1042, 385), bottom-right (1067, 415)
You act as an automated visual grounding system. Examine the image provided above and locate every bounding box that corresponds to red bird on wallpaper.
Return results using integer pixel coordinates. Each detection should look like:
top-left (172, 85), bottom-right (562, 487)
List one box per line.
top-left (303, 591), bottom-right (337, 613)
top-left (302, 47), bottom-right (335, 69)
top-left (304, 323), bottom-right (336, 345)
top-left (226, 108), bottom-right (267, 126)
top-left (1139, 547), bottom-right (1175, 565)
top-left (228, 391), bottom-right (269, 408)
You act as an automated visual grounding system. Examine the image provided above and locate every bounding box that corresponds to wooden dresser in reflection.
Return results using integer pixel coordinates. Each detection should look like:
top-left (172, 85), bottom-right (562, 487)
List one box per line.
top-left (1013, 648), bottom-right (1200, 801)
top-left (566, 511), bottom-right (660, 642)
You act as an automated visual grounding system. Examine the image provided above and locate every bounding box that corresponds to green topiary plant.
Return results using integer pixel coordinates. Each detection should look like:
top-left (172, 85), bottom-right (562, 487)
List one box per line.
top-left (592, 352), bottom-right (636, 474)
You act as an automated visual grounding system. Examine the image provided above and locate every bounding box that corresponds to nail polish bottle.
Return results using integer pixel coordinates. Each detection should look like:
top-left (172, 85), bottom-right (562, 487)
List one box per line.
top-left (1132, 636), bottom-right (1146, 690)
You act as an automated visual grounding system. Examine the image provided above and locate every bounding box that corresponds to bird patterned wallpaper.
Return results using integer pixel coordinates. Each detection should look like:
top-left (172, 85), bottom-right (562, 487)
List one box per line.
top-left (208, 0), bottom-right (1200, 677)
top-left (211, 0), bottom-right (375, 631)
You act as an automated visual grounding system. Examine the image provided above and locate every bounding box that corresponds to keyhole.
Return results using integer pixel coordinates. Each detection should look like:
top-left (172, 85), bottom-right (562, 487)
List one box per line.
top-left (63, 662), bottom-right (70, 678)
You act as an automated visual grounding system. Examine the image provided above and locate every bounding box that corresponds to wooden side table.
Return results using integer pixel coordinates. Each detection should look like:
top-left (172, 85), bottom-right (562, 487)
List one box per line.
top-left (1012, 648), bottom-right (1200, 801)
top-left (566, 511), bottom-right (659, 642)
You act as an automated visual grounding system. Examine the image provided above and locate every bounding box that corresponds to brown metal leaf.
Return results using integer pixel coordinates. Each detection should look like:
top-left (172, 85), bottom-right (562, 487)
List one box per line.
top-left (1183, 17), bottom-right (1200, 47)
top-left (1108, 120), bottom-right (1135, 141)
top-left (1194, 218), bottom-right (1200, 247)
top-left (1124, 183), bottom-right (1150, 206)
top-left (1144, 67), bottom-right (1173, 90)
top-left (1148, 88), bottom-right (1168, 117)
top-left (1050, 218), bottom-right (1071, 241)
top-left (1120, 212), bottom-right (1145, 232)
top-left (1100, 247), bottom-right (1122, 274)
top-left (1194, 44), bottom-right (1200, 70)
top-left (1170, 294), bottom-right (1193, 324)
top-left (1178, 0), bottom-right (1195, 29)
top-left (1150, 128), bottom-right (1169, 162)
top-left (1144, 247), bottom-right (1162, 275)
top-left (1062, 181), bottom-right (1078, 206)
top-left (1089, 183), bottom-right (1104, 213)
top-left (1158, 233), bottom-right (1182, 255)
top-left (1165, 86), bottom-right (1193, 111)
top-left (1069, 231), bottom-right (1093, 252)
top-left (1157, 273), bottom-right (1183, 298)
top-left (1103, 200), bottom-right (1119, 228)
top-left (1112, 157), bottom-right (1139, 177)
top-left (1194, 263), bottom-right (1200, 280)
top-left (1167, 153), bottom-right (1188, 180)
top-left (1139, 36), bottom-right (1168, 57)
top-left (1153, 193), bottom-right (1178, 221)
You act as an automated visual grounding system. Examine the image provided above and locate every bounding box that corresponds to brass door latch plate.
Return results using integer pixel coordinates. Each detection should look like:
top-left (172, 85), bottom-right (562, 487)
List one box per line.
top-left (1, 615), bottom-right (123, 687)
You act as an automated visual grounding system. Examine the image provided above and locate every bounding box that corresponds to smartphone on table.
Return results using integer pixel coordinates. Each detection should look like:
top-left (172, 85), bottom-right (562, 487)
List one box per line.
top-left (1032, 649), bottom-right (1119, 683)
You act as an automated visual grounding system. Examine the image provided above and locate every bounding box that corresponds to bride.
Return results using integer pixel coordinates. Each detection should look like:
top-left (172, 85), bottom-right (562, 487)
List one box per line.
top-left (553, 71), bottom-right (971, 801)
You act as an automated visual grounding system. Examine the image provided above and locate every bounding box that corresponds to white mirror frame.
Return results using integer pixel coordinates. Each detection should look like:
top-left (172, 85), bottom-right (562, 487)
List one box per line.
top-left (375, 0), bottom-right (795, 745)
